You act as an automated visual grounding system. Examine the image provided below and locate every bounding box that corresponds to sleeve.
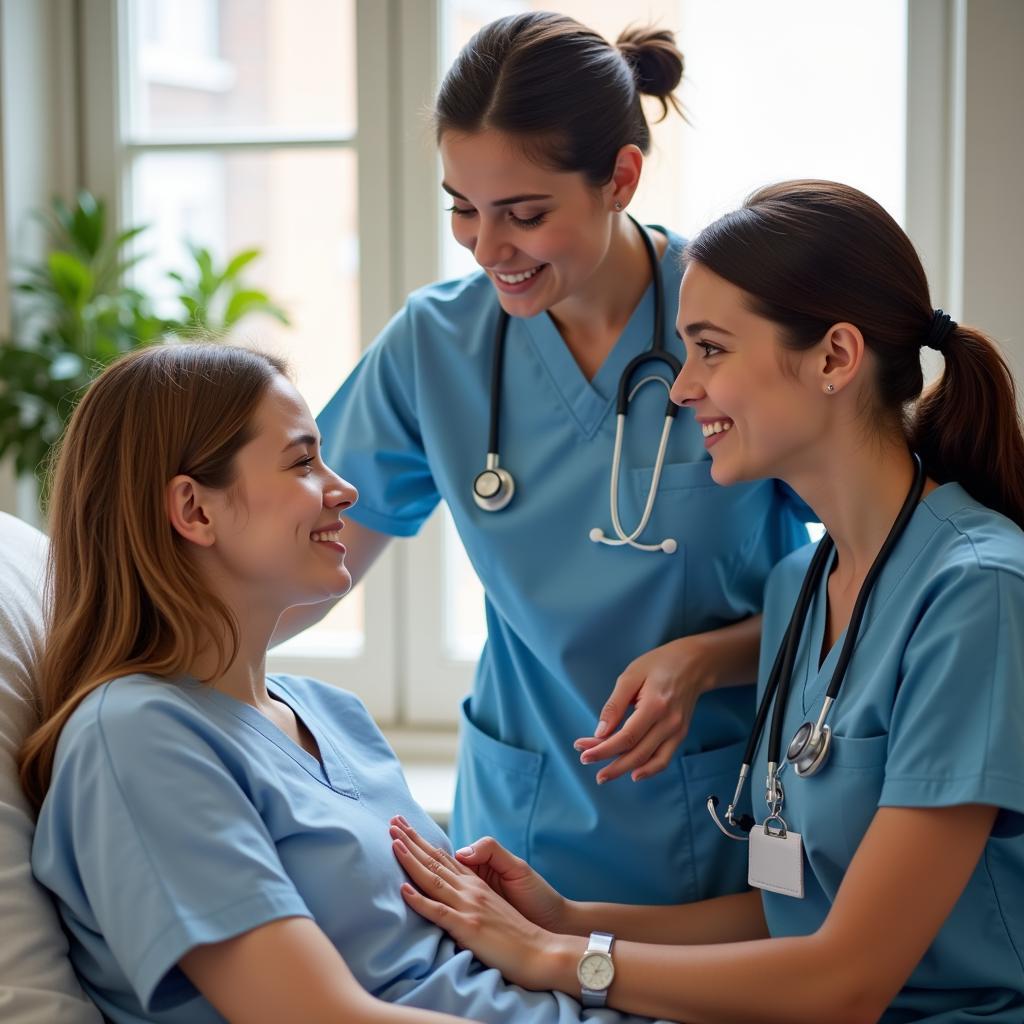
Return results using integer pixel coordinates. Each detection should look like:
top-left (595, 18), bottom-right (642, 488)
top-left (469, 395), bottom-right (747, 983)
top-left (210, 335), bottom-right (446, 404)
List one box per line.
top-left (880, 565), bottom-right (1024, 836)
top-left (47, 689), bottom-right (312, 1013)
top-left (316, 300), bottom-right (441, 536)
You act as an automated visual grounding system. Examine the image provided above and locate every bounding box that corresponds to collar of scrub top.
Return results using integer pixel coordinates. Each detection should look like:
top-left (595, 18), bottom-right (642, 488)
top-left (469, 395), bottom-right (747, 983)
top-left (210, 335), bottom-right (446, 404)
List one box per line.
top-left (707, 453), bottom-right (927, 841)
top-left (472, 215), bottom-right (684, 556)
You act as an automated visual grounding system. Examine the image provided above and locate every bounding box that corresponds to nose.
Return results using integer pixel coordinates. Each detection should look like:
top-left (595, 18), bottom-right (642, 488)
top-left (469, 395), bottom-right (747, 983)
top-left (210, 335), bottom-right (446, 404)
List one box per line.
top-left (669, 355), bottom-right (705, 408)
top-left (325, 473), bottom-right (358, 513)
top-left (472, 218), bottom-right (515, 269)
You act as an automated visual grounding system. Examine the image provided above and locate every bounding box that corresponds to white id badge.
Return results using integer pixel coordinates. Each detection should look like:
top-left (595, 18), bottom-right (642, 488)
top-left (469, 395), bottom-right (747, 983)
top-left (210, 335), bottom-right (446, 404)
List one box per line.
top-left (748, 821), bottom-right (804, 899)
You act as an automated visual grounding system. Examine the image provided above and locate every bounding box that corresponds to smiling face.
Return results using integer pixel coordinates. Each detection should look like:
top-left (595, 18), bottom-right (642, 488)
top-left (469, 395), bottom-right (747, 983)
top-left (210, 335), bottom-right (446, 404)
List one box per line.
top-left (670, 262), bottom-right (830, 486)
top-left (439, 129), bottom-right (618, 319)
top-left (197, 375), bottom-right (358, 610)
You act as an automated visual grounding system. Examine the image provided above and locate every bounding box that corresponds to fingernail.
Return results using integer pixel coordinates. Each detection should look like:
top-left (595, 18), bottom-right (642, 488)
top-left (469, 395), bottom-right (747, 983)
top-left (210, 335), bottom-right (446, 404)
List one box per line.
top-left (632, 772), bottom-right (645, 782)
top-left (580, 754), bottom-right (593, 765)
top-left (397, 815), bottom-right (410, 827)
top-left (573, 740), bottom-right (585, 751)
top-left (595, 722), bottom-right (609, 738)
top-left (393, 839), bottom-right (407, 853)
top-left (401, 883), bottom-right (414, 895)
top-left (456, 846), bottom-right (474, 857)
top-left (596, 775), bottom-right (606, 785)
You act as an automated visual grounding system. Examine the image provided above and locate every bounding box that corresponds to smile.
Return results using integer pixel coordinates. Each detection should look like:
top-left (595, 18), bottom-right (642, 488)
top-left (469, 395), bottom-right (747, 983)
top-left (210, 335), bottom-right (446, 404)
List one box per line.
top-left (493, 264), bottom-right (545, 284)
top-left (701, 419), bottom-right (733, 438)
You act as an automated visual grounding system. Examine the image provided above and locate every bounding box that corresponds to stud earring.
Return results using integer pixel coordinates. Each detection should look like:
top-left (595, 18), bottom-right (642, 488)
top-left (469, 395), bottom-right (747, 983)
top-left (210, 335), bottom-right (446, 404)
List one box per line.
top-left (613, 201), bottom-right (623, 212)
top-left (826, 383), bottom-right (836, 393)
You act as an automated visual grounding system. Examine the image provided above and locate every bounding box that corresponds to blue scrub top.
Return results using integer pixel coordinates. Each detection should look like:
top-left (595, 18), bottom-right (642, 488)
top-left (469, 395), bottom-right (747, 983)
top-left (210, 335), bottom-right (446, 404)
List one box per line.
top-left (754, 484), bottom-right (1024, 1022)
top-left (32, 674), bottom-right (671, 1024)
top-left (318, 228), bottom-right (810, 904)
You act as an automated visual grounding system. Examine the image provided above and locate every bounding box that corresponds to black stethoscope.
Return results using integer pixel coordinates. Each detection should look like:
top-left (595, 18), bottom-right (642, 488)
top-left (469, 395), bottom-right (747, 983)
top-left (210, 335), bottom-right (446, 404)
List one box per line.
top-left (471, 216), bottom-right (683, 554)
top-left (708, 454), bottom-right (926, 840)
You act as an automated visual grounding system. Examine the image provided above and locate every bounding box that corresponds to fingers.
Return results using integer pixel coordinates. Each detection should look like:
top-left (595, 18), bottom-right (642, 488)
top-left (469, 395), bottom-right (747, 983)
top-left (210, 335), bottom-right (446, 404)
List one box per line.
top-left (454, 835), bottom-right (528, 878)
top-left (390, 816), bottom-right (463, 871)
top-left (591, 669), bottom-right (643, 739)
top-left (590, 718), bottom-right (672, 783)
top-left (400, 882), bottom-right (456, 929)
top-left (578, 700), bottom-right (664, 765)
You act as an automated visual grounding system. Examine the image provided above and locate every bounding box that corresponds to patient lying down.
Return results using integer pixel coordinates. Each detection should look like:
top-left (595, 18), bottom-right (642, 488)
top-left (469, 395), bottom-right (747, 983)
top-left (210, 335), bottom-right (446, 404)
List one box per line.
top-left (21, 344), bottom-right (667, 1024)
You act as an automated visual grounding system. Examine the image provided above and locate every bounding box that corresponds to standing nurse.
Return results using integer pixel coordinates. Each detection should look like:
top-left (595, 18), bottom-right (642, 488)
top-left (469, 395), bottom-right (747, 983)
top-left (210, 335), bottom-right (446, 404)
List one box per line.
top-left (281, 13), bottom-right (809, 904)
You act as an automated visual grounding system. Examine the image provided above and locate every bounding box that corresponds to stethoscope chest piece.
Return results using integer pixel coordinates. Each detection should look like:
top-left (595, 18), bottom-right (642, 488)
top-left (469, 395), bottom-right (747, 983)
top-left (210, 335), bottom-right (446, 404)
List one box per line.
top-left (474, 455), bottom-right (515, 512)
top-left (786, 721), bottom-right (832, 777)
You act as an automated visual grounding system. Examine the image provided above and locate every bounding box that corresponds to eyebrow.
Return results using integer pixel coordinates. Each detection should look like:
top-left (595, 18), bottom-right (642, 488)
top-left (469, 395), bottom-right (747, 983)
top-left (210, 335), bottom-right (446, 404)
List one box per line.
top-left (682, 320), bottom-right (735, 337)
top-left (441, 182), bottom-right (553, 207)
top-left (281, 433), bottom-right (319, 454)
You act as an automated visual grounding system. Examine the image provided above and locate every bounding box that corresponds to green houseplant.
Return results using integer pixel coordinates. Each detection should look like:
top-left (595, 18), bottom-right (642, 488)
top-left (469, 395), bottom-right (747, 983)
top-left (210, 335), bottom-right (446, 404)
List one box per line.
top-left (0, 191), bottom-right (289, 497)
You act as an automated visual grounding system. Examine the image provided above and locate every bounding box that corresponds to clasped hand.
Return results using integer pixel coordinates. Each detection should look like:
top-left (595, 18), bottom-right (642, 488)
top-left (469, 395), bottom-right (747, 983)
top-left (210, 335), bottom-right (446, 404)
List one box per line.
top-left (390, 816), bottom-right (570, 991)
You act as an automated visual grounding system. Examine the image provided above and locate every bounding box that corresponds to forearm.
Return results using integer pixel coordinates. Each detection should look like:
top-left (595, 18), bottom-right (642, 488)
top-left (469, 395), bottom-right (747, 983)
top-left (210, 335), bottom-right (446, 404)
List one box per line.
top-left (690, 614), bottom-right (762, 692)
top-left (562, 889), bottom-right (768, 945)
top-left (539, 929), bottom-right (874, 1024)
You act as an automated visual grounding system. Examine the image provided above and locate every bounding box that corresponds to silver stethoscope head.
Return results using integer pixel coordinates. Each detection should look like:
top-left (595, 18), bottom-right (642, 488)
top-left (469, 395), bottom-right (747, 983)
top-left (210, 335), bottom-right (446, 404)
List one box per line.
top-left (473, 453), bottom-right (515, 512)
top-left (786, 697), bottom-right (834, 777)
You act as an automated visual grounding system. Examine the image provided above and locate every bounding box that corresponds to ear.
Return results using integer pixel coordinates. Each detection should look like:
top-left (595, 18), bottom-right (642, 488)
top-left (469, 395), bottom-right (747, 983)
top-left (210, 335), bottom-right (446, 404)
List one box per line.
top-left (605, 144), bottom-right (644, 211)
top-left (166, 474), bottom-right (217, 548)
top-left (818, 322), bottom-right (866, 395)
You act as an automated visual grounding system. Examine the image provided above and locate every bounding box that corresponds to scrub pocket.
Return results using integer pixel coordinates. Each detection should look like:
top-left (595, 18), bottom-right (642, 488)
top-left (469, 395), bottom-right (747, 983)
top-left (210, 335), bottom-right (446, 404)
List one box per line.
top-left (825, 732), bottom-right (888, 861)
top-left (451, 696), bottom-right (544, 859)
top-left (678, 736), bottom-right (752, 900)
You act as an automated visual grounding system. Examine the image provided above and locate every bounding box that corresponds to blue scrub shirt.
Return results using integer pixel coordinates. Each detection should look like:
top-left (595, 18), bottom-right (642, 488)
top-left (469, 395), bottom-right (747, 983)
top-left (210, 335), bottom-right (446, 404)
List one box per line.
top-left (32, 674), bottom-right (671, 1024)
top-left (318, 228), bottom-right (810, 904)
top-left (753, 484), bottom-right (1024, 1022)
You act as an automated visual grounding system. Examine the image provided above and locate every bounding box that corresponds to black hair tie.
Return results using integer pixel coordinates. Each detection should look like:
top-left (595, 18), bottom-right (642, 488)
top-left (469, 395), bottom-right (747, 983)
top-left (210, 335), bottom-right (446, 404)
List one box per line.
top-left (924, 309), bottom-right (957, 354)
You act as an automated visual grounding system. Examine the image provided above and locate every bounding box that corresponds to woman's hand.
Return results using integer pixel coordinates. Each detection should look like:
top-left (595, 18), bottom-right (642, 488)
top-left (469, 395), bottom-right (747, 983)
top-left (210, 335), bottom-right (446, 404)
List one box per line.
top-left (389, 817), bottom-right (575, 990)
top-left (575, 634), bottom-right (715, 783)
top-left (451, 834), bottom-right (570, 934)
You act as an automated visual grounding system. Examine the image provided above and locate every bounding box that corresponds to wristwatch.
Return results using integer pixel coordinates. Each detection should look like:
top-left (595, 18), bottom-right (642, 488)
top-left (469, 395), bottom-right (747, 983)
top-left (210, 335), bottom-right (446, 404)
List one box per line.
top-left (577, 931), bottom-right (615, 1008)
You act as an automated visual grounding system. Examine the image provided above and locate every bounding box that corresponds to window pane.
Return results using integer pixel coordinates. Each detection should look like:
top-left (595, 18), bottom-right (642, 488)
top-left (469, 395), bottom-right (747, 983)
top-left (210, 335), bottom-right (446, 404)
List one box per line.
top-left (438, 0), bottom-right (906, 653)
top-left (129, 146), bottom-right (364, 648)
top-left (126, 0), bottom-right (357, 137)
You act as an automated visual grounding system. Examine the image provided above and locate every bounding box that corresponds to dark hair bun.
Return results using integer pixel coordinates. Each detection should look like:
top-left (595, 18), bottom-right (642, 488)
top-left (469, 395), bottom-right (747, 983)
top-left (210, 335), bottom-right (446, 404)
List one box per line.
top-left (616, 26), bottom-right (684, 103)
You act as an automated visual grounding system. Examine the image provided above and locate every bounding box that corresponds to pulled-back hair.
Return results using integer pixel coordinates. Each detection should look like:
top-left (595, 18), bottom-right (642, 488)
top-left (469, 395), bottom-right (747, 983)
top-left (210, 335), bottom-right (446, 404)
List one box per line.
top-left (434, 12), bottom-right (684, 185)
top-left (685, 180), bottom-right (1024, 529)
top-left (19, 343), bottom-right (287, 811)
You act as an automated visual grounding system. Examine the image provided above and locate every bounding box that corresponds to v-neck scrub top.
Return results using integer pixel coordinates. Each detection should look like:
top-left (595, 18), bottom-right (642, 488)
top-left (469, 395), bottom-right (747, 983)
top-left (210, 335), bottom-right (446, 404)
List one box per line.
top-left (31, 674), bottom-right (673, 1024)
top-left (754, 484), bottom-right (1024, 1022)
top-left (317, 228), bottom-right (810, 904)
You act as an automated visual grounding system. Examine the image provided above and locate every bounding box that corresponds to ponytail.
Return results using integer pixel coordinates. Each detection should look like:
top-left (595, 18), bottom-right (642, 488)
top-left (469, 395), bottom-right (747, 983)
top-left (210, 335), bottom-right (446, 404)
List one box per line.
top-left (913, 326), bottom-right (1024, 529)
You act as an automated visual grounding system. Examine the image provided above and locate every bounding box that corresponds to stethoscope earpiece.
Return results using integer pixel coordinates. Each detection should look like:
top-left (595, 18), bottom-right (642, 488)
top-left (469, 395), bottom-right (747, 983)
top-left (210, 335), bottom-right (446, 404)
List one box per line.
top-left (786, 721), bottom-right (833, 777)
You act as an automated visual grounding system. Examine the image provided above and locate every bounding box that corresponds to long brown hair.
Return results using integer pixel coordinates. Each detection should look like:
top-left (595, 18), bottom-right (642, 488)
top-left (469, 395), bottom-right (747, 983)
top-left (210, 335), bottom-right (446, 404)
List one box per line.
top-left (434, 12), bottom-right (684, 185)
top-left (19, 343), bottom-right (287, 811)
top-left (684, 179), bottom-right (1024, 528)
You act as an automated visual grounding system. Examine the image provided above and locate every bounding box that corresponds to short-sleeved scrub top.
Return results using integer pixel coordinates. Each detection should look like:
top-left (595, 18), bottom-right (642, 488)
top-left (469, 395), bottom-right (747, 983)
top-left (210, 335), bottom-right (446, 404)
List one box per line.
top-left (32, 673), bottom-right (676, 1024)
top-left (317, 227), bottom-right (810, 904)
top-left (752, 484), bottom-right (1024, 1022)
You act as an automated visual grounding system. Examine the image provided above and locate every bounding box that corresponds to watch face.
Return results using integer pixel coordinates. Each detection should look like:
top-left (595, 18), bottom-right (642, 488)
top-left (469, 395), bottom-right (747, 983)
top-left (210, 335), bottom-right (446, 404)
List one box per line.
top-left (578, 952), bottom-right (614, 990)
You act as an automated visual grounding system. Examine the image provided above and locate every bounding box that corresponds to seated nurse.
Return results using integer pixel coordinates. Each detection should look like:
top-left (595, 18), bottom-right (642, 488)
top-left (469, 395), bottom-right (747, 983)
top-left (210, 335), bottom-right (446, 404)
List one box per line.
top-left (387, 180), bottom-right (1024, 1023)
top-left (21, 344), bottom-right (672, 1024)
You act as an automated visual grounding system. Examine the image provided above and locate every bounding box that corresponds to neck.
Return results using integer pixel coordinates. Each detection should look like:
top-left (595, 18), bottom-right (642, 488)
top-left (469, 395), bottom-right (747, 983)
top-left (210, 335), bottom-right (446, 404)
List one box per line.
top-left (186, 580), bottom-right (281, 709)
top-left (787, 433), bottom-right (919, 588)
top-left (549, 215), bottom-right (659, 343)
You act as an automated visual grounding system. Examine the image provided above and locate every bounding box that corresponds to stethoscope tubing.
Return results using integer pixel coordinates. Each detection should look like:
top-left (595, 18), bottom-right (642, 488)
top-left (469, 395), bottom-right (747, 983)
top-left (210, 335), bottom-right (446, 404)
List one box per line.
top-left (713, 454), bottom-right (927, 836)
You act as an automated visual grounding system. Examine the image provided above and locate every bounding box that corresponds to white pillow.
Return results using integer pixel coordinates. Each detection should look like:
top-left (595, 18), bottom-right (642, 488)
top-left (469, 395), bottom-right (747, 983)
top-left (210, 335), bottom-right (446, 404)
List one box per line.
top-left (0, 512), bottom-right (102, 1023)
